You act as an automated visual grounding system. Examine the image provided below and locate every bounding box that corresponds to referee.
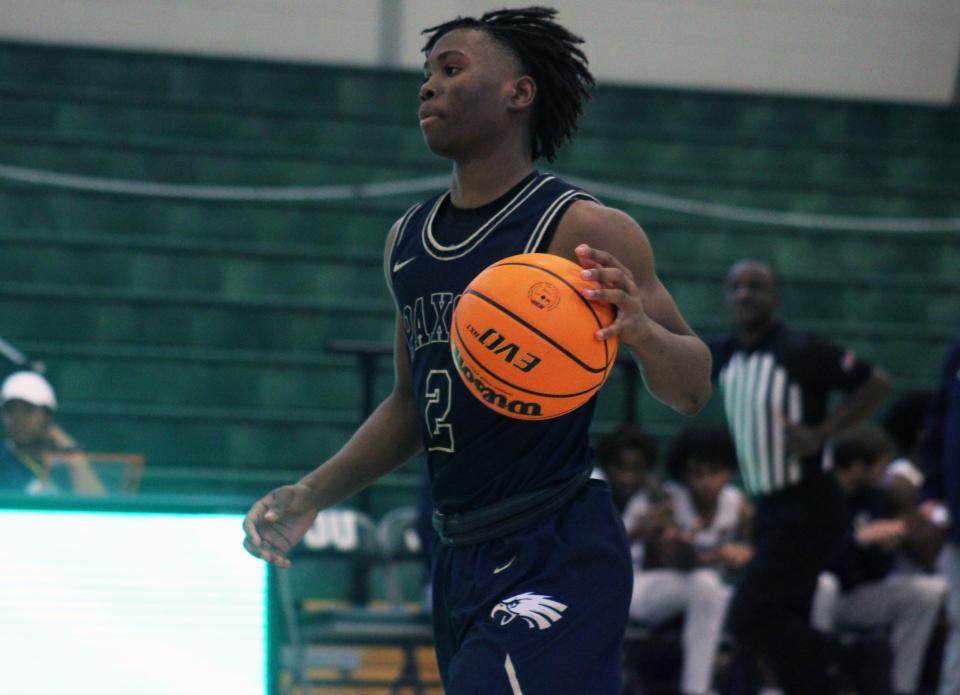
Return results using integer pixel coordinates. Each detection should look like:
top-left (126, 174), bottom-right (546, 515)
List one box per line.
top-left (710, 259), bottom-right (890, 694)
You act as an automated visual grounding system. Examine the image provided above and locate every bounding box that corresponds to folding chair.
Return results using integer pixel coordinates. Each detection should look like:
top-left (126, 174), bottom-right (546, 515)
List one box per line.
top-left (276, 508), bottom-right (438, 694)
top-left (45, 451), bottom-right (145, 495)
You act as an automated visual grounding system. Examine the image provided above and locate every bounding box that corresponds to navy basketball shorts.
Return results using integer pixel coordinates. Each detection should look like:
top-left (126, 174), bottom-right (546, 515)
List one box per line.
top-left (431, 480), bottom-right (633, 695)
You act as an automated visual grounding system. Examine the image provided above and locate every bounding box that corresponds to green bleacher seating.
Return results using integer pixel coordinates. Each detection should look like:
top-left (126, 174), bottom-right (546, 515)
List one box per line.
top-left (0, 39), bottom-right (957, 504)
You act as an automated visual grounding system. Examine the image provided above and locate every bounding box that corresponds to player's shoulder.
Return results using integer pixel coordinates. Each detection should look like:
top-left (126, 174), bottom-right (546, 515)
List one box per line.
top-left (385, 198), bottom-right (433, 248)
top-left (551, 198), bottom-right (651, 266)
top-left (562, 198), bottom-right (640, 234)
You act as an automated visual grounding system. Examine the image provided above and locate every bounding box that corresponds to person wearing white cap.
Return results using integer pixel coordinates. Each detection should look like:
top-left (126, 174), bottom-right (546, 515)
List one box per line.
top-left (1, 371), bottom-right (104, 495)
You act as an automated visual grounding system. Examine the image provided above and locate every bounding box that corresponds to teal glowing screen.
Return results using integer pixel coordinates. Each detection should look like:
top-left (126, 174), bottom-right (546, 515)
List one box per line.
top-left (0, 510), bottom-right (269, 695)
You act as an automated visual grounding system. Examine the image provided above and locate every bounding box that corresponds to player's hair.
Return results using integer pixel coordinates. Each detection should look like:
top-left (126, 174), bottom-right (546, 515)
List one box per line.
top-left (882, 391), bottom-right (931, 455)
top-left (421, 6), bottom-right (594, 162)
top-left (666, 427), bottom-right (738, 481)
top-left (595, 425), bottom-right (658, 469)
top-left (833, 425), bottom-right (895, 471)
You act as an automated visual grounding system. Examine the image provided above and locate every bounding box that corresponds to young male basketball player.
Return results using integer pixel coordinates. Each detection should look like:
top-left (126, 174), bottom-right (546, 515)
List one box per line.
top-left (243, 8), bottom-right (712, 694)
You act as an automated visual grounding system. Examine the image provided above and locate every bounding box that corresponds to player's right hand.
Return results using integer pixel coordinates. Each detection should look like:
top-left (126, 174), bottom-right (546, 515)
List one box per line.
top-left (242, 483), bottom-right (321, 568)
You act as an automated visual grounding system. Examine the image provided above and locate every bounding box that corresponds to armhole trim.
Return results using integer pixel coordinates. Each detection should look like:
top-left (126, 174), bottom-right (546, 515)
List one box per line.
top-left (525, 192), bottom-right (600, 254)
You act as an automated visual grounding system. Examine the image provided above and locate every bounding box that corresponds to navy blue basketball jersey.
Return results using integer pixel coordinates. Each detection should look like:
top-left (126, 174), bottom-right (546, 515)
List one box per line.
top-left (387, 172), bottom-right (601, 514)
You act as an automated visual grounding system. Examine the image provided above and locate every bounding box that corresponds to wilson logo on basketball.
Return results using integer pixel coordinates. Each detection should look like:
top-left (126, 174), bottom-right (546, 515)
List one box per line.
top-left (473, 327), bottom-right (542, 373)
top-left (451, 343), bottom-right (543, 417)
top-left (528, 282), bottom-right (560, 310)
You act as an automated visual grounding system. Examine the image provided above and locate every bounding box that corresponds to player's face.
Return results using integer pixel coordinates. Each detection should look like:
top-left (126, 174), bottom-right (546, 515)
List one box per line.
top-left (1, 400), bottom-right (51, 449)
top-left (684, 458), bottom-right (731, 505)
top-left (725, 261), bottom-right (780, 331)
top-left (603, 448), bottom-right (651, 502)
top-left (419, 29), bottom-right (525, 159)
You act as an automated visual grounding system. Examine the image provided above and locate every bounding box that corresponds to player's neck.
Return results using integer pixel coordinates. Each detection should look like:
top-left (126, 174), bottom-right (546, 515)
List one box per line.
top-left (449, 151), bottom-right (534, 209)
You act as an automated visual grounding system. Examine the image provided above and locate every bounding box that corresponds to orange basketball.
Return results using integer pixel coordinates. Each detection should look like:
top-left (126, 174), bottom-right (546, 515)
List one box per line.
top-left (450, 253), bottom-right (618, 421)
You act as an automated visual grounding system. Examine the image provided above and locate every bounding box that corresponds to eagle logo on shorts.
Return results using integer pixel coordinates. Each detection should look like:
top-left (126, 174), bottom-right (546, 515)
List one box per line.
top-left (490, 592), bottom-right (568, 630)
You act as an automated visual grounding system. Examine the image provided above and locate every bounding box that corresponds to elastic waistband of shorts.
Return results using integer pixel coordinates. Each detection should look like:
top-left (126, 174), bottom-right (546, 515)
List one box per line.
top-left (432, 467), bottom-right (592, 547)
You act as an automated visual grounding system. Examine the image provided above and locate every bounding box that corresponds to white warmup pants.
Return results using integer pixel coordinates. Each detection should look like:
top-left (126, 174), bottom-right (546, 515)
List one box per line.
top-left (814, 572), bottom-right (946, 694)
top-left (940, 542), bottom-right (960, 695)
top-left (630, 568), bottom-right (731, 694)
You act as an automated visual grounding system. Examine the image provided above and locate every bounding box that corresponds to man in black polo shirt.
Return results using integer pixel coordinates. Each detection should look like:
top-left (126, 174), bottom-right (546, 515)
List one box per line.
top-left (710, 259), bottom-right (891, 694)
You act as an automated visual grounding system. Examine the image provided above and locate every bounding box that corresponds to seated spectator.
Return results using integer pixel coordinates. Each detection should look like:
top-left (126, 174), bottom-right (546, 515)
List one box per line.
top-left (0, 371), bottom-right (104, 495)
top-left (628, 427), bottom-right (751, 695)
top-left (819, 425), bottom-right (946, 695)
top-left (883, 392), bottom-right (931, 513)
top-left (882, 391), bottom-right (945, 573)
top-left (594, 424), bottom-right (663, 562)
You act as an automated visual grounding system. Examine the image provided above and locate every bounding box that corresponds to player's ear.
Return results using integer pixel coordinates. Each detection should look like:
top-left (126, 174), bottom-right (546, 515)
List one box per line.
top-left (507, 75), bottom-right (536, 112)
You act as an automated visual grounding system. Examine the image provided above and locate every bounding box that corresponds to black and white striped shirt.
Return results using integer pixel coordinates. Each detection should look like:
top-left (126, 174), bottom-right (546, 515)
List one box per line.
top-left (710, 323), bottom-right (872, 497)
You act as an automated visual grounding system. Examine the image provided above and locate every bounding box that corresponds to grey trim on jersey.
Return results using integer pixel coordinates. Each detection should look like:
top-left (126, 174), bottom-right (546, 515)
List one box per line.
top-left (421, 175), bottom-right (556, 260)
top-left (384, 201), bottom-right (425, 306)
top-left (523, 189), bottom-right (600, 254)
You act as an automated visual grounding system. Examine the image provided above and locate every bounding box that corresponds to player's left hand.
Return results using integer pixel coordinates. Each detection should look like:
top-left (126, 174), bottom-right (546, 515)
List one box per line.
top-left (574, 244), bottom-right (653, 347)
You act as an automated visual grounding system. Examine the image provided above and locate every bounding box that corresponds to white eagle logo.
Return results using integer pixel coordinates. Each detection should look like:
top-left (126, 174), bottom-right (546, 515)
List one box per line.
top-left (490, 592), bottom-right (568, 630)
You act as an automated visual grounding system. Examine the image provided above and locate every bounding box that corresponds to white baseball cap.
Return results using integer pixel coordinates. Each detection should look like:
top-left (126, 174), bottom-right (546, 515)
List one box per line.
top-left (0, 371), bottom-right (57, 410)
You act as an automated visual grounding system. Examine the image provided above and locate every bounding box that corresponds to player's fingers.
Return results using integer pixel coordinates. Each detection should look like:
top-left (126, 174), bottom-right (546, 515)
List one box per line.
top-left (244, 538), bottom-right (292, 569)
top-left (242, 502), bottom-right (268, 546)
top-left (583, 286), bottom-right (630, 306)
top-left (243, 519), bottom-right (262, 548)
top-left (243, 536), bottom-right (268, 561)
top-left (251, 531), bottom-right (292, 567)
top-left (576, 244), bottom-right (630, 275)
top-left (574, 243), bottom-right (602, 270)
top-left (596, 315), bottom-right (630, 340)
top-left (581, 267), bottom-right (636, 293)
top-left (575, 243), bottom-right (608, 265)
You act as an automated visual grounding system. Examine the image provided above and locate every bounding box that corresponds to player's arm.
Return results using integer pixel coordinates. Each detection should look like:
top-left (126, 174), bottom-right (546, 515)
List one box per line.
top-left (243, 220), bottom-right (424, 567)
top-left (549, 201), bottom-right (712, 415)
top-left (296, 316), bottom-right (423, 508)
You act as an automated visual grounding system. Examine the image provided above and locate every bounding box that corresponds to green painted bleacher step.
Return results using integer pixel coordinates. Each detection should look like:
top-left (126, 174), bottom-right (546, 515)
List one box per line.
top-left (0, 40), bottom-right (957, 500)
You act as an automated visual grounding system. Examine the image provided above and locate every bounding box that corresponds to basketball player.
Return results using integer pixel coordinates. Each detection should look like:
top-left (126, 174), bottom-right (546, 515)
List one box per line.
top-left (243, 8), bottom-right (712, 694)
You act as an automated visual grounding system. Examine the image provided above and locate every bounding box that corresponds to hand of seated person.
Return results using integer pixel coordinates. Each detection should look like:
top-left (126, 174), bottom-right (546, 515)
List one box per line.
top-left (902, 509), bottom-right (947, 570)
top-left (854, 518), bottom-right (906, 551)
top-left (652, 526), bottom-right (698, 570)
top-left (711, 542), bottom-right (753, 570)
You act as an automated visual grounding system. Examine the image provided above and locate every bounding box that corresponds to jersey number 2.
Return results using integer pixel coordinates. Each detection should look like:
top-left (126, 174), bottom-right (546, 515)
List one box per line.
top-left (425, 369), bottom-right (455, 453)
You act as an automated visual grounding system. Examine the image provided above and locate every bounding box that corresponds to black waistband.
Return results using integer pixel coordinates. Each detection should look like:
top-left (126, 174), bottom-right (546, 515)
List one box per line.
top-left (432, 467), bottom-right (593, 547)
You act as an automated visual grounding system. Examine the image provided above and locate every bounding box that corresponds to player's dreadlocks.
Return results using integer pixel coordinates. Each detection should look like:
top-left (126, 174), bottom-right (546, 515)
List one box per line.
top-left (422, 6), bottom-right (594, 163)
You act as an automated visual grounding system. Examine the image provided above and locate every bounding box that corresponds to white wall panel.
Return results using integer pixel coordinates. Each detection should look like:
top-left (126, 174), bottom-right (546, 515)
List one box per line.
top-left (1, 0), bottom-right (958, 103)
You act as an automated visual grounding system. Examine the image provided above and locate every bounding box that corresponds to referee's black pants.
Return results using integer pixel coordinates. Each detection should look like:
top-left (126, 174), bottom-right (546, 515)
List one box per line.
top-left (727, 472), bottom-right (848, 695)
